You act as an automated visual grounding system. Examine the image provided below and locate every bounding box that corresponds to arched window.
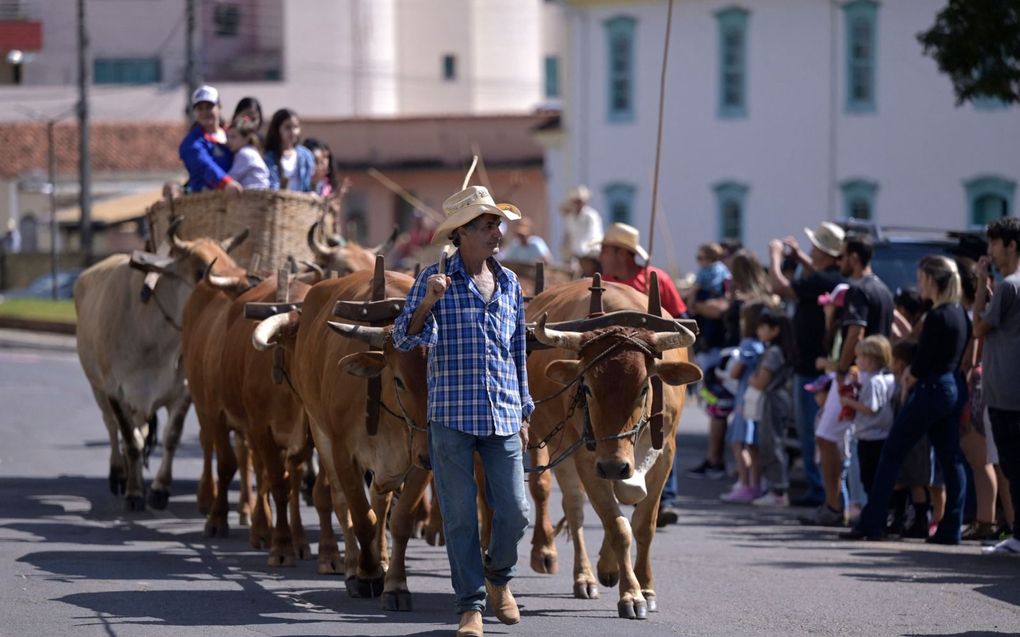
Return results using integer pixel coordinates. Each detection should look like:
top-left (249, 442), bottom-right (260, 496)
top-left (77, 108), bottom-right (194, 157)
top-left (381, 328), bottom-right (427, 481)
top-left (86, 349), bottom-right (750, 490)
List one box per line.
top-left (965, 176), bottom-right (1015, 229)
top-left (713, 181), bottom-right (748, 242)
top-left (604, 182), bottom-right (637, 224)
top-left (605, 16), bottom-right (637, 123)
top-left (715, 7), bottom-right (749, 118)
top-left (840, 179), bottom-right (878, 221)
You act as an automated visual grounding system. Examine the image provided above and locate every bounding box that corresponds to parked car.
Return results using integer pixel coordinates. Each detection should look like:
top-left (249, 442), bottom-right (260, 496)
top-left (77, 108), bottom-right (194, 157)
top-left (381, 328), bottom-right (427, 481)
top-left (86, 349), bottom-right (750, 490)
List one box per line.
top-left (1, 269), bottom-right (83, 300)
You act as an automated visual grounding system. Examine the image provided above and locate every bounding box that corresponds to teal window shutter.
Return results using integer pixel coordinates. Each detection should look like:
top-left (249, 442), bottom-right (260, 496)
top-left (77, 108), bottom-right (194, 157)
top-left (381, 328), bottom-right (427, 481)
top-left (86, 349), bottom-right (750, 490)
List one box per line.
top-left (545, 55), bottom-right (560, 98)
top-left (605, 16), bottom-right (636, 123)
top-left (713, 182), bottom-right (748, 242)
top-left (604, 183), bottom-right (637, 224)
top-left (965, 176), bottom-right (1015, 229)
top-left (93, 58), bottom-right (161, 85)
top-left (844, 0), bottom-right (877, 113)
top-left (840, 179), bottom-right (878, 221)
top-left (442, 54), bottom-right (457, 81)
top-left (715, 7), bottom-right (749, 119)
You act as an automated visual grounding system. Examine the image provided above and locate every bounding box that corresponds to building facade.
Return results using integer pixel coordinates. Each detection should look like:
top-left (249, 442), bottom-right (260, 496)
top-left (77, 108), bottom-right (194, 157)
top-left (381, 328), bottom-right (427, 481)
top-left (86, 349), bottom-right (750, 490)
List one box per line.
top-left (542, 0), bottom-right (1020, 275)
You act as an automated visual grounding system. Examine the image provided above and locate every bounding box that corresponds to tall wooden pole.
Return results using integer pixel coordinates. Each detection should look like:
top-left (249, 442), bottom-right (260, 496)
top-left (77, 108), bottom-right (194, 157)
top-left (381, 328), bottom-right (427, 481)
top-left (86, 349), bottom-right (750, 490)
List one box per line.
top-left (77, 0), bottom-right (92, 262)
top-left (646, 0), bottom-right (675, 266)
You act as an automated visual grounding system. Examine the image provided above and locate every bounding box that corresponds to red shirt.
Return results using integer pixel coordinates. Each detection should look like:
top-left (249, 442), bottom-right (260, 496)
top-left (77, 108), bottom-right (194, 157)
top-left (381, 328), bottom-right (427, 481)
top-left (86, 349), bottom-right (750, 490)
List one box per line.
top-left (603, 266), bottom-right (688, 318)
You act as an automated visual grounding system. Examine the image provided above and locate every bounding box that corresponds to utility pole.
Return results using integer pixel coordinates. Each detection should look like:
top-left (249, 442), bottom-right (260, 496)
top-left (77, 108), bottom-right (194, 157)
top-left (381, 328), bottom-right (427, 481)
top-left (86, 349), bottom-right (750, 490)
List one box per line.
top-left (47, 120), bottom-right (58, 300)
top-left (185, 0), bottom-right (198, 116)
top-left (77, 0), bottom-right (92, 262)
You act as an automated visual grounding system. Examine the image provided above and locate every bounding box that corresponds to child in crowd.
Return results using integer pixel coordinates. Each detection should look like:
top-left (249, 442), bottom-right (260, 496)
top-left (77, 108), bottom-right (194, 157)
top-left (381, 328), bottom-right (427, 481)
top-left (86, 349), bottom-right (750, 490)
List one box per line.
top-left (840, 336), bottom-right (896, 497)
top-left (226, 116), bottom-right (270, 189)
top-left (693, 242), bottom-right (731, 300)
top-left (887, 340), bottom-right (935, 537)
top-left (749, 308), bottom-right (796, 506)
top-left (720, 302), bottom-right (768, 503)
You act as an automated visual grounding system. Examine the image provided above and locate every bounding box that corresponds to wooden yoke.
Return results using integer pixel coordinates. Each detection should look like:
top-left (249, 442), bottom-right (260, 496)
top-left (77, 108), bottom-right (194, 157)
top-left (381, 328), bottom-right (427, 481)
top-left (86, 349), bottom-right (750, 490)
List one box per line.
top-left (272, 267), bottom-right (292, 385)
top-left (588, 273), bottom-right (605, 318)
top-left (647, 270), bottom-right (665, 450)
top-left (364, 256), bottom-right (386, 436)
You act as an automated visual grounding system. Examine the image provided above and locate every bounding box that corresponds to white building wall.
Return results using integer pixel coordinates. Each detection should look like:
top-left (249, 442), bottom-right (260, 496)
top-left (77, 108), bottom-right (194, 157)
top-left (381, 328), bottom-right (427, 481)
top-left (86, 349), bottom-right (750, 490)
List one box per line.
top-left (469, 0), bottom-right (542, 113)
top-left (551, 0), bottom-right (1020, 276)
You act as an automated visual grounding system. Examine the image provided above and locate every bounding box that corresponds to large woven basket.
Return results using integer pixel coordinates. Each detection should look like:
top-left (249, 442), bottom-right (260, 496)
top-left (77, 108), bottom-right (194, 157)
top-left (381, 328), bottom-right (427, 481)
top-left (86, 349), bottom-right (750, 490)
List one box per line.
top-left (146, 190), bottom-right (325, 269)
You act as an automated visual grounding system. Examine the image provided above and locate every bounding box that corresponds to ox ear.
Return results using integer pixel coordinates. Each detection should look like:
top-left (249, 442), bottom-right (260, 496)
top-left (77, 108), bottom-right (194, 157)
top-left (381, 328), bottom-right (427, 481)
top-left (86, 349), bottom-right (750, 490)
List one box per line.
top-left (545, 359), bottom-right (582, 386)
top-left (653, 361), bottom-right (703, 386)
top-left (129, 250), bottom-right (175, 274)
top-left (339, 351), bottom-right (386, 378)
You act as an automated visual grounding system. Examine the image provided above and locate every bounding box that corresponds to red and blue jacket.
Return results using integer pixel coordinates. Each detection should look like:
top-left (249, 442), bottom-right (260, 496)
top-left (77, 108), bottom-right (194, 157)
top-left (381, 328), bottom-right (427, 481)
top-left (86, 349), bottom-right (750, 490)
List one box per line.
top-left (178, 124), bottom-right (235, 192)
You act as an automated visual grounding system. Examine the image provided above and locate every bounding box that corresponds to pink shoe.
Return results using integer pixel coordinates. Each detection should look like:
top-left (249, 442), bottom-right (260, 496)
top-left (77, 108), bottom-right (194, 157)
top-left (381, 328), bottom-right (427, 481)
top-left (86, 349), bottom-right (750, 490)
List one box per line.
top-left (720, 484), bottom-right (758, 503)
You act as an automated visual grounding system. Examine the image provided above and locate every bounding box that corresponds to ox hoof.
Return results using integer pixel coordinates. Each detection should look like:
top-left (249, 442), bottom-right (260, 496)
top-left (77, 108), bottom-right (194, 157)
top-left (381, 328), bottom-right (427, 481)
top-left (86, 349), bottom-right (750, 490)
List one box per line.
top-left (147, 488), bottom-right (170, 510)
top-left (381, 590), bottom-right (413, 612)
top-left (295, 543), bottom-right (312, 561)
top-left (204, 520), bottom-right (229, 538)
top-left (267, 551), bottom-right (296, 567)
top-left (124, 495), bottom-right (146, 512)
top-left (345, 576), bottom-right (385, 599)
top-left (598, 572), bottom-right (620, 588)
top-left (643, 592), bottom-right (657, 613)
top-left (618, 599), bottom-right (648, 620)
top-left (318, 555), bottom-right (344, 575)
top-left (109, 470), bottom-right (126, 495)
top-left (531, 552), bottom-right (558, 575)
top-left (238, 512), bottom-right (251, 527)
top-left (573, 581), bottom-right (599, 599)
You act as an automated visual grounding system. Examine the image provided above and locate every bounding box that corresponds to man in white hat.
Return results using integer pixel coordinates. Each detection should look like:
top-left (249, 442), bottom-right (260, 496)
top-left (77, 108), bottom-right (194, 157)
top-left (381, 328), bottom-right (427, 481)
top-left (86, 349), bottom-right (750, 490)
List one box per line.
top-left (598, 222), bottom-right (687, 319)
top-left (178, 84), bottom-right (242, 194)
top-left (393, 185), bottom-right (533, 637)
top-left (767, 222), bottom-right (847, 512)
top-left (560, 185), bottom-right (604, 265)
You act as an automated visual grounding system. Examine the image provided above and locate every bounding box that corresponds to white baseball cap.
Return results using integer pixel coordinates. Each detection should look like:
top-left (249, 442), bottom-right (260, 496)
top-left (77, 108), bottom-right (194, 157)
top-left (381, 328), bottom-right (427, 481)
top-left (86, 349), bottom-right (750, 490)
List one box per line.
top-left (191, 85), bottom-right (219, 107)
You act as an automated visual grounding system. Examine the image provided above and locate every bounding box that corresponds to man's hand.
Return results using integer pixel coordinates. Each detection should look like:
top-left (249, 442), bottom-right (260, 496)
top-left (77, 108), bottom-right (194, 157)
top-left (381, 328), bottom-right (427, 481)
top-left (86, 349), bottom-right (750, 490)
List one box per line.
top-left (768, 239), bottom-right (784, 258)
top-left (977, 256), bottom-right (993, 286)
top-left (782, 235), bottom-right (800, 253)
top-left (425, 273), bottom-right (452, 304)
top-left (519, 420), bottom-right (530, 449)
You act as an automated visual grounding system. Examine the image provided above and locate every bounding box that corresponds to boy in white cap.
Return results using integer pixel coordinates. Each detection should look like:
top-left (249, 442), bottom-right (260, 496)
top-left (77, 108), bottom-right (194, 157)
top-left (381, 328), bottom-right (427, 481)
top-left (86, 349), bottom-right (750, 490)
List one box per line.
top-left (178, 84), bottom-right (242, 194)
top-left (393, 185), bottom-right (533, 637)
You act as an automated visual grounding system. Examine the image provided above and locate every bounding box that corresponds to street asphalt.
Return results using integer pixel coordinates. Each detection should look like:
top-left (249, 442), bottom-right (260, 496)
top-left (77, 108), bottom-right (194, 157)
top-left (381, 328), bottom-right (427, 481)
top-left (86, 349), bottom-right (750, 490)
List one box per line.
top-left (0, 332), bottom-right (1017, 636)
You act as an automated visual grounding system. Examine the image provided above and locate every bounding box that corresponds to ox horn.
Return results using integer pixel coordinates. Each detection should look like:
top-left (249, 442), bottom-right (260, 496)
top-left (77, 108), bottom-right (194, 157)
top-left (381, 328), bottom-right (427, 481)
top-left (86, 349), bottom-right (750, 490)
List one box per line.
top-left (327, 321), bottom-right (388, 349)
top-left (650, 324), bottom-right (697, 353)
top-left (373, 225), bottom-right (400, 256)
top-left (167, 217), bottom-right (191, 252)
top-left (533, 313), bottom-right (584, 352)
top-left (307, 221), bottom-right (338, 259)
top-left (252, 312), bottom-right (294, 351)
top-left (220, 227), bottom-right (250, 254)
top-left (204, 257), bottom-right (245, 290)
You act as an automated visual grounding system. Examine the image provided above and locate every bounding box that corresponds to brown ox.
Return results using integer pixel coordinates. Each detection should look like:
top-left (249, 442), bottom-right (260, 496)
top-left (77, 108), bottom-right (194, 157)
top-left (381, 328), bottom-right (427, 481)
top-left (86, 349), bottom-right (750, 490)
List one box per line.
top-left (307, 222), bottom-right (398, 275)
top-left (73, 225), bottom-right (249, 511)
top-left (526, 280), bottom-right (701, 620)
top-left (252, 270), bottom-right (430, 610)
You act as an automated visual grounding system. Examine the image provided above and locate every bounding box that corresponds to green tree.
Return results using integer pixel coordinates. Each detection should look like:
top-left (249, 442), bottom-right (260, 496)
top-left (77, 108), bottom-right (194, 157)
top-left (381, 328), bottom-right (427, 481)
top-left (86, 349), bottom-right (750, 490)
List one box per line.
top-left (917, 0), bottom-right (1020, 105)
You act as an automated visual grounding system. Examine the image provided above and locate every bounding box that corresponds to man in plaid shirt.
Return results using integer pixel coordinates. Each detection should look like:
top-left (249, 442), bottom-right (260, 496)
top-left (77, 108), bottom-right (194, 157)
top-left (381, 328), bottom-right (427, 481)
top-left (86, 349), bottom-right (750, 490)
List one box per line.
top-left (393, 185), bottom-right (533, 637)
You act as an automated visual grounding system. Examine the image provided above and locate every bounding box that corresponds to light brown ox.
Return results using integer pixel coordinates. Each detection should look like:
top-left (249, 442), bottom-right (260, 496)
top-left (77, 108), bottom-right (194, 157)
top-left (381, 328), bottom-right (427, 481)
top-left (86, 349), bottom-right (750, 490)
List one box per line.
top-left (73, 225), bottom-right (249, 511)
top-left (252, 270), bottom-right (431, 610)
top-left (525, 280), bottom-right (701, 620)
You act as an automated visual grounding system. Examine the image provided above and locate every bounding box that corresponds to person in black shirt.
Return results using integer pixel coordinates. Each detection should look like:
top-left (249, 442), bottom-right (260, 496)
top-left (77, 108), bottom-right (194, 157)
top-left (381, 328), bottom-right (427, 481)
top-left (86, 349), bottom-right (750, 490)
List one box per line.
top-left (769, 222), bottom-right (847, 507)
top-left (812, 235), bottom-right (894, 524)
top-left (841, 256), bottom-right (970, 542)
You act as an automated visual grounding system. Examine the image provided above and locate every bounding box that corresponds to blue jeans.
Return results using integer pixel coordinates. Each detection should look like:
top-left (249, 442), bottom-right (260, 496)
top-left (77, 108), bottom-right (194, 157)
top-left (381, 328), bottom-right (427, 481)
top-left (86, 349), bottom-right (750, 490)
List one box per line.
top-left (794, 374), bottom-right (825, 501)
top-left (660, 432), bottom-right (681, 506)
top-left (856, 373), bottom-right (966, 539)
top-left (429, 424), bottom-right (529, 614)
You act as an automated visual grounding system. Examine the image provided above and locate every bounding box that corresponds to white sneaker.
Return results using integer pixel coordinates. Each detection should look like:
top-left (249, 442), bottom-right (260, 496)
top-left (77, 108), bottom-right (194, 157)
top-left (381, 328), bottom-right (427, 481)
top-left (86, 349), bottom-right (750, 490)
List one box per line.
top-left (981, 537), bottom-right (1020, 556)
top-left (751, 491), bottom-right (789, 507)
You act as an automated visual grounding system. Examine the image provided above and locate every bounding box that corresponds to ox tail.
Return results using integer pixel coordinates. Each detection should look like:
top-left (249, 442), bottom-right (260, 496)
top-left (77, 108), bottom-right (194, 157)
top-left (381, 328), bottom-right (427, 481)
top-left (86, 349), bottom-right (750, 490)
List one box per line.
top-left (252, 312), bottom-right (298, 351)
top-left (553, 516), bottom-right (569, 538)
top-left (142, 413), bottom-right (159, 468)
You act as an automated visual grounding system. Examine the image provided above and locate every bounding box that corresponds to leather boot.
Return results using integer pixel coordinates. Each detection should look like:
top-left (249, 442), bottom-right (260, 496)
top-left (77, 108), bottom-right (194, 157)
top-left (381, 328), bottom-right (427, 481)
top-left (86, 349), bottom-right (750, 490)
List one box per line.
top-left (485, 580), bottom-right (521, 625)
top-left (456, 610), bottom-right (483, 637)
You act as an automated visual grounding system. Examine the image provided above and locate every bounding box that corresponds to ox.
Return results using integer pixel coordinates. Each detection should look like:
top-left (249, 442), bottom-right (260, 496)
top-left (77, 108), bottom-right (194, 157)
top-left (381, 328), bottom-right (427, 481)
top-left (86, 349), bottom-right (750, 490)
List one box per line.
top-left (252, 270), bottom-right (431, 610)
top-left (73, 224), bottom-right (250, 511)
top-left (525, 280), bottom-right (701, 620)
top-left (307, 221), bottom-right (398, 276)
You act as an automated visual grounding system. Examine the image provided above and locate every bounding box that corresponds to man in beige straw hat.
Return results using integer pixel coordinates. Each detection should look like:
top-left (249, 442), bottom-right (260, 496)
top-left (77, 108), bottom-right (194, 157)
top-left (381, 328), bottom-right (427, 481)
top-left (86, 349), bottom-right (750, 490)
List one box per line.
top-left (560, 184), bottom-right (604, 265)
top-left (767, 221), bottom-right (847, 512)
top-left (393, 185), bottom-right (533, 637)
top-left (598, 222), bottom-right (687, 319)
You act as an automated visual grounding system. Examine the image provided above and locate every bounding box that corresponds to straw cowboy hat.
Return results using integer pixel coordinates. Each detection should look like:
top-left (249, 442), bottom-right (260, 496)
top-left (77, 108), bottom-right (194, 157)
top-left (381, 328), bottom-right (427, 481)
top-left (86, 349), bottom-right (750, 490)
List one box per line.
top-left (432, 185), bottom-right (522, 246)
top-left (592, 222), bottom-right (649, 261)
top-left (803, 221), bottom-right (845, 258)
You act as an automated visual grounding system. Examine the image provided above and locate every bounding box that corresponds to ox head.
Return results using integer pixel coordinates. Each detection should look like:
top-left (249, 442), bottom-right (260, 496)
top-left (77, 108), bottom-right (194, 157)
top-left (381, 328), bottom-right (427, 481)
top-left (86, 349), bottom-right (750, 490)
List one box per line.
top-left (307, 222), bottom-right (399, 276)
top-left (534, 313), bottom-right (702, 481)
top-left (165, 219), bottom-right (260, 292)
top-left (328, 322), bottom-right (431, 472)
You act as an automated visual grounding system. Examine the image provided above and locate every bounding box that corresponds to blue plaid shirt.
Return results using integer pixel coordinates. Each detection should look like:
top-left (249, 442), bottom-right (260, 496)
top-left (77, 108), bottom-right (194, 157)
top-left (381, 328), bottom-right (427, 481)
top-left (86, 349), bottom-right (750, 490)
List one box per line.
top-left (393, 251), bottom-right (534, 436)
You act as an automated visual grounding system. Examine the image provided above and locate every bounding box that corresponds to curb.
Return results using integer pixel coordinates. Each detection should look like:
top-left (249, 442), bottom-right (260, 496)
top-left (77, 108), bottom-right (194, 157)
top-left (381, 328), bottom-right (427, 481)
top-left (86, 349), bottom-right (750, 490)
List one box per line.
top-left (0, 316), bottom-right (76, 335)
top-left (0, 322), bottom-right (77, 353)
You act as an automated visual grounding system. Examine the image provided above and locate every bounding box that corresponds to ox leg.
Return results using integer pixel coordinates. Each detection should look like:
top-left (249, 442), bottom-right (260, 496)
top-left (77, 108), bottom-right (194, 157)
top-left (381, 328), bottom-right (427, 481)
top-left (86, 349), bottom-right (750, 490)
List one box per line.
top-left (575, 458), bottom-right (647, 620)
top-left (423, 480), bottom-right (445, 546)
top-left (108, 398), bottom-right (146, 511)
top-left (333, 455), bottom-right (385, 598)
top-left (287, 446), bottom-right (313, 560)
top-left (91, 386), bottom-right (126, 497)
top-left (252, 427), bottom-right (296, 566)
top-left (410, 485), bottom-right (429, 539)
top-left (235, 433), bottom-right (255, 527)
top-left (197, 417), bottom-right (216, 516)
top-left (248, 445), bottom-right (273, 552)
top-left (631, 439), bottom-right (675, 614)
top-left (313, 469), bottom-right (343, 574)
top-left (555, 461), bottom-right (598, 599)
top-left (204, 413), bottom-right (236, 538)
top-left (148, 395), bottom-right (190, 510)
top-left (528, 445), bottom-right (559, 575)
top-left (381, 467), bottom-right (430, 611)
top-left (371, 489), bottom-right (392, 574)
